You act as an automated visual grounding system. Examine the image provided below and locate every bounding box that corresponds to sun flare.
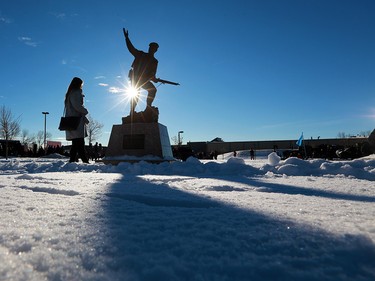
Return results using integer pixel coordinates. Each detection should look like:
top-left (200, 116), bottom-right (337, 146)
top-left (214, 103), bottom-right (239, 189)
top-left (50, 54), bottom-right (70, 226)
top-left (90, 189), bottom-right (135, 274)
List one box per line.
top-left (126, 85), bottom-right (139, 99)
top-left (105, 77), bottom-right (146, 114)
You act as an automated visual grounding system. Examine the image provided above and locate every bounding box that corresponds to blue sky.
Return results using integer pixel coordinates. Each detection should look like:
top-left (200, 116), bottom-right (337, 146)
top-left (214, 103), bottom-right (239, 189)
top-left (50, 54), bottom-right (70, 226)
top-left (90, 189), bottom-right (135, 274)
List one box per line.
top-left (1, 0), bottom-right (375, 145)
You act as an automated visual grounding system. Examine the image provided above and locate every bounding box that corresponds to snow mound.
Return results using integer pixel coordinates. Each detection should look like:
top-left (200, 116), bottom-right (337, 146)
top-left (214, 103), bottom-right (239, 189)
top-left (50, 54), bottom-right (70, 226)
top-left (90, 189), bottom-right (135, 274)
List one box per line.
top-left (1, 154), bottom-right (375, 180)
top-left (227, 157), bottom-right (245, 165)
top-left (268, 152), bottom-right (281, 166)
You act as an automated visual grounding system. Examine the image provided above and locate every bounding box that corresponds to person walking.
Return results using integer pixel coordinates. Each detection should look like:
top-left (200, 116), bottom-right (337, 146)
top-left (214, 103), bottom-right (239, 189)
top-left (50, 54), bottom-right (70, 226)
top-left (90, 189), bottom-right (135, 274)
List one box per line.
top-left (250, 148), bottom-right (255, 160)
top-left (64, 77), bottom-right (90, 163)
top-left (123, 28), bottom-right (159, 114)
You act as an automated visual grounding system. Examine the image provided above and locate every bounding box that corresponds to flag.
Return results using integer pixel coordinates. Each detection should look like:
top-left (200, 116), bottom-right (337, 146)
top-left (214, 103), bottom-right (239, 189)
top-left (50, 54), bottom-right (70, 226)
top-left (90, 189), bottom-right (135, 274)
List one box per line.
top-left (296, 133), bottom-right (304, 147)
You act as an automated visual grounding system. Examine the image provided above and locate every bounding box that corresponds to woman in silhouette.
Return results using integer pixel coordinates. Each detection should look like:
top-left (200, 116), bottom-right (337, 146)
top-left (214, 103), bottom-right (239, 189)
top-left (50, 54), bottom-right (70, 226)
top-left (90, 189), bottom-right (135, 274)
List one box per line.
top-left (64, 77), bottom-right (90, 163)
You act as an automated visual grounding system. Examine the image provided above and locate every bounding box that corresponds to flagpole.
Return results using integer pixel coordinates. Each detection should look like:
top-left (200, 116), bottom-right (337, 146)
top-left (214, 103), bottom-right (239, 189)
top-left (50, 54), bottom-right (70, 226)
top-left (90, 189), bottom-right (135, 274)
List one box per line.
top-left (296, 132), bottom-right (307, 159)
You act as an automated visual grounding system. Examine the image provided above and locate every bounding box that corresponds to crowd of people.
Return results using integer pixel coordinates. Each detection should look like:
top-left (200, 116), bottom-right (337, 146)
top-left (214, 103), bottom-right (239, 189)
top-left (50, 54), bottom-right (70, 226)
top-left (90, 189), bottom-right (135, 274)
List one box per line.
top-left (0, 141), bottom-right (105, 161)
top-left (86, 142), bottom-right (104, 161)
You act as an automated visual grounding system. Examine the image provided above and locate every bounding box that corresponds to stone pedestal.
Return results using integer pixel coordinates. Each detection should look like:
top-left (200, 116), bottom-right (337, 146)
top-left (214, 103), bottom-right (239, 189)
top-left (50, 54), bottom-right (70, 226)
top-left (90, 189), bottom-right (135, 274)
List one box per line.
top-left (103, 120), bottom-right (174, 164)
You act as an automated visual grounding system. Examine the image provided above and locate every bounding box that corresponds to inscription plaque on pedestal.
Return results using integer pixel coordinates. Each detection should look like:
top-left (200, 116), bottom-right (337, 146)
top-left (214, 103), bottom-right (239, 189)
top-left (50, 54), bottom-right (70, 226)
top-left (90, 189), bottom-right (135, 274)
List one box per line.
top-left (123, 134), bottom-right (145, 150)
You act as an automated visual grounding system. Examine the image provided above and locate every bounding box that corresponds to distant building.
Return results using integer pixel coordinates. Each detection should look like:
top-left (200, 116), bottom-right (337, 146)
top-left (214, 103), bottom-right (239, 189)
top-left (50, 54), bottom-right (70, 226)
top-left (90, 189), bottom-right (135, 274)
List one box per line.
top-left (47, 140), bottom-right (62, 147)
top-left (187, 137), bottom-right (369, 159)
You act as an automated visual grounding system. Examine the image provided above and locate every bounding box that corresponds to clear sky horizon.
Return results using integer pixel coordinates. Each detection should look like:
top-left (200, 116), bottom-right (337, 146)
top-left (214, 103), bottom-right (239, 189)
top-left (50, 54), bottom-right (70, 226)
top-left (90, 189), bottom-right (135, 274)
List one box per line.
top-left (1, 0), bottom-right (375, 146)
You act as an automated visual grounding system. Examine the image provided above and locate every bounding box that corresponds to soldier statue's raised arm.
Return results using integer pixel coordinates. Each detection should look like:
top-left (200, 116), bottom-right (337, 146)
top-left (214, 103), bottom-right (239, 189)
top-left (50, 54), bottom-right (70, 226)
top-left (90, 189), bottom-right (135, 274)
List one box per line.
top-left (123, 28), bottom-right (159, 114)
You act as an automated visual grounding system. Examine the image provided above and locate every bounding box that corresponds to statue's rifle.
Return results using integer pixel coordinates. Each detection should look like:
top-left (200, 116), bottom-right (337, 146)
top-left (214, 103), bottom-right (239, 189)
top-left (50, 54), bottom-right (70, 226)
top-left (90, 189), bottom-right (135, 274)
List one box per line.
top-left (156, 78), bottom-right (180, 86)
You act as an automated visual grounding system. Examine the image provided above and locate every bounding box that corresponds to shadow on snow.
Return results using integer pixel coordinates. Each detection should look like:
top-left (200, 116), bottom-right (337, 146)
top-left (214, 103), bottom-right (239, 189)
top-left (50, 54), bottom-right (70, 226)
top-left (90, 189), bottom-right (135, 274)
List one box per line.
top-left (98, 173), bottom-right (375, 281)
top-left (222, 175), bottom-right (375, 203)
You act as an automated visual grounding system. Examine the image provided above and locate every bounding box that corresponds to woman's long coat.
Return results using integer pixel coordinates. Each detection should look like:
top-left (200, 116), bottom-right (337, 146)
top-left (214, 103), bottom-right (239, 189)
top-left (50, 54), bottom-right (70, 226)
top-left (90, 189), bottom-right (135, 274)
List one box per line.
top-left (64, 89), bottom-right (89, 140)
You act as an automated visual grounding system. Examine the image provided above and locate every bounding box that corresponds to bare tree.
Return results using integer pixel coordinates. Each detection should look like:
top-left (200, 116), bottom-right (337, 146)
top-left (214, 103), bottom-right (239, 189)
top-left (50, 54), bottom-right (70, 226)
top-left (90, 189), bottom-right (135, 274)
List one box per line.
top-left (21, 129), bottom-right (29, 145)
top-left (171, 136), bottom-right (179, 145)
top-left (34, 130), bottom-right (51, 149)
top-left (86, 115), bottom-right (104, 144)
top-left (337, 132), bottom-right (349, 138)
top-left (20, 129), bottom-right (35, 147)
top-left (35, 131), bottom-right (44, 148)
top-left (171, 135), bottom-right (184, 146)
top-left (0, 105), bottom-right (21, 159)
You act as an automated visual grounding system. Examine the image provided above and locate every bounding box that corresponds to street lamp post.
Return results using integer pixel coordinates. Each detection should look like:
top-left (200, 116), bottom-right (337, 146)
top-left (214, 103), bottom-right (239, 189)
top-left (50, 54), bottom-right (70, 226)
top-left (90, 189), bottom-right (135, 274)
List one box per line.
top-left (178, 131), bottom-right (184, 146)
top-left (42, 112), bottom-right (49, 151)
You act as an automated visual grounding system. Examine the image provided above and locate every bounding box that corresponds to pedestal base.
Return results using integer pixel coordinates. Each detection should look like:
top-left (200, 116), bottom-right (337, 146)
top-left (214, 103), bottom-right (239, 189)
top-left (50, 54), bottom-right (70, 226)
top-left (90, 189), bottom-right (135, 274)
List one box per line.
top-left (103, 122), bottom-right (174, 164)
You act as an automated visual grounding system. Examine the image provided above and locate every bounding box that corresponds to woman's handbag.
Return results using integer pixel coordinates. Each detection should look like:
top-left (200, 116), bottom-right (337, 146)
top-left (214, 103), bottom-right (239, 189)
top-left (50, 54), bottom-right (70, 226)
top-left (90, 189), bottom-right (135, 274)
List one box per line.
top-left (58, 104), bottom-right (81, 131)
top-left (58, 116), bottom-right (81, 131)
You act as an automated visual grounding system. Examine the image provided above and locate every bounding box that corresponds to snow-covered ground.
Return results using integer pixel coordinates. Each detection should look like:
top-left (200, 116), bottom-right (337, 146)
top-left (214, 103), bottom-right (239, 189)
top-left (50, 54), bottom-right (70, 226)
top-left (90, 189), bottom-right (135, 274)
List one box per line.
top-left (0, 153), bottom-right (374, 281)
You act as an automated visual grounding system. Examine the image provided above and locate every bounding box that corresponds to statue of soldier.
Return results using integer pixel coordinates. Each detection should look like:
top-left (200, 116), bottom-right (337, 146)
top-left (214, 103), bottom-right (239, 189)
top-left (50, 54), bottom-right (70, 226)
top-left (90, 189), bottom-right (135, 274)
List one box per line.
top-left (123, 28), bottom-right (159, 114)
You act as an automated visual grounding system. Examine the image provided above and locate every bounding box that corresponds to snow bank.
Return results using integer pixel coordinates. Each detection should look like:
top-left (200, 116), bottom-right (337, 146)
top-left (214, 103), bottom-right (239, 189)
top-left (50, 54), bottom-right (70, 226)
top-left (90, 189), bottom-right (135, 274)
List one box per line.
top-left (263, 155), bottom-right (375, 180)
top-left (1, 154), bottom-right (375, 181)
